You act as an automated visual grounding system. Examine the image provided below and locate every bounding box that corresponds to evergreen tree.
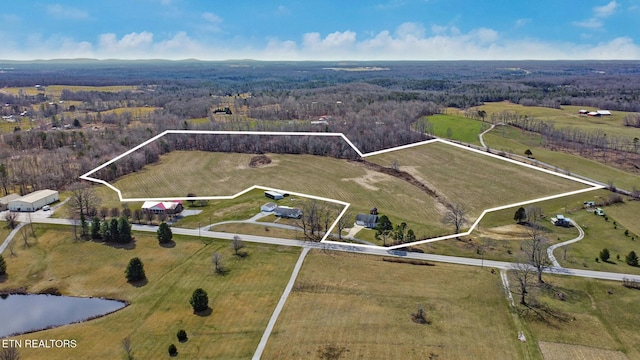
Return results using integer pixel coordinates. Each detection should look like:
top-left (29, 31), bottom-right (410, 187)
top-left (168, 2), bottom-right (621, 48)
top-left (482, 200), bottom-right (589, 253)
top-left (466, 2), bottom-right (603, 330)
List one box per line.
top-left (117, 217), bottom-right (132, 243)
top-left (125, 257), bottom-right (145, 282)
top-left (599, 248), bottom-right (610, 262)
top-left (157, 222), bottom-right (173, 244)
top-left (626, 251), bottom-right (639, 266)
top-left (514, 207), bottom-right (527, 223)
top-left (101, 221), bottom-right (112, 242)
top-left (0, 254), bottom-right (6, 275)
top-left (190, 288), bottom-right (209, 313)
top-left (375, 215), bottom-right (393, 246)
top-left (406, 229), bottom-right (417, 243)
top-left (91, 217), bottom-right (101, 239)
top-left (110, 218), bottom-right (119, 242)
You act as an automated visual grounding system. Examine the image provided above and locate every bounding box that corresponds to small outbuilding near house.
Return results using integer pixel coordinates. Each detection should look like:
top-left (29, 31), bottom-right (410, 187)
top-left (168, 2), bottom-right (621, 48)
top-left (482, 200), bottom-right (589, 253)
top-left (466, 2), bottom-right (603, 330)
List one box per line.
top-left (355, 214), bottom-right (379, 228)
top-left (0, 193), bottom-right (21, 211)
top-left (8, 189), bottom-right (59, 212)
top-left (264, 191), bottom-right (284, 200)
top-left (261, 202), bottom-right (277, 212)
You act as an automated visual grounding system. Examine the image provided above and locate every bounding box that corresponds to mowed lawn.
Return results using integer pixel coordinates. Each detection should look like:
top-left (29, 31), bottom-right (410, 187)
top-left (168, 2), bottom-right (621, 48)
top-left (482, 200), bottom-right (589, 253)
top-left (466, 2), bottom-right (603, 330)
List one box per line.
top-left (367, 141), bottom-right (589, 221)
top-left (108, 150), bottom-right (448, 237)
top-left (262, 250), bottom-right (524, 359)
top-left (1, 224), bottom-right (300, 359)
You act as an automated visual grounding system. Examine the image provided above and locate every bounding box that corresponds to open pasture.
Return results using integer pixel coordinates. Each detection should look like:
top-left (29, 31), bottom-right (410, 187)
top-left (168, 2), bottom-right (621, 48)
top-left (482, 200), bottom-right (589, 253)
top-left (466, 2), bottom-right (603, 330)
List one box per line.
top-left (475, 101), bottom-right (640, 141)
top-left (1, 224), bottom-right (300, 359)
top-left (262, 250), bottom-right (525, 359)
top-left (367, 141), bottom-right (589, 220)
top-left (104, 150), bottom-right (449, 238)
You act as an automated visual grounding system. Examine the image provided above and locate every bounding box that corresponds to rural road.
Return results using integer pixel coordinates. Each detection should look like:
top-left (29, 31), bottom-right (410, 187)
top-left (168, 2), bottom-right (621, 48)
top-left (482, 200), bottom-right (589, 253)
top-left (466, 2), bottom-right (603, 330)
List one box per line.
top-left (3, 215), bottom-right (640, 283)
top-left (252, 247), bottom-right (310, 360)
top-left (547, 219), bottom-right (585, 268)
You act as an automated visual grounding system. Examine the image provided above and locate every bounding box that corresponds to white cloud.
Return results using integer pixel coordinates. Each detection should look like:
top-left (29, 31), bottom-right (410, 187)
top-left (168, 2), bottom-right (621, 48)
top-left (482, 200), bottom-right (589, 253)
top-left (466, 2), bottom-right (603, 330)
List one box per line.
top-left (514, 18), bottom-right (530, 28)
top-left (202, 12), bottom-right (222, 24)
top-left (573, 19), bottom-right (603, 29)
top-left (46, 4), bottom-right (89, 20)
top-left (275, 5), bottom-right (291, 16)
top-left (594, 1), bottom-right (618, 17)
top-left (395, 22), bottom-right (426, 39)
top-left (2, 23), bottom-right (640, 61)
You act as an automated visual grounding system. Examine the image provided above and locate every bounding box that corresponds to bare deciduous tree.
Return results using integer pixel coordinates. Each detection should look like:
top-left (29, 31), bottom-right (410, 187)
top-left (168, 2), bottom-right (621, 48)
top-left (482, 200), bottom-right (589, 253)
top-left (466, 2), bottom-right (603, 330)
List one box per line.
top-left (0, 345), bottom-right (20, 360)
top-left (122, 336), bottom-right (134, 360)
top-left (510, 262), bottom-right (535, 306)
top-left (231, 235), bottom-right (245, 256)
top-left (212, 252), bottom-right (224, 274)
top-left (335, 209), bottom-right (353, 240)
top-left (522, 226), bottom-right (552, 284)
top-left (3, 212), bottom-right (18, 229)
top-left (441, 203), bottom-right (467, 235)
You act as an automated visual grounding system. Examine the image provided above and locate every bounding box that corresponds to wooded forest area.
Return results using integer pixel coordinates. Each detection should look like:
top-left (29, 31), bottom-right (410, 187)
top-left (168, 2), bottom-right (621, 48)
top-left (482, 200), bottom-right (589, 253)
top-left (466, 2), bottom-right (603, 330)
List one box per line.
top-left (1, 60), bottom-right (640, 195)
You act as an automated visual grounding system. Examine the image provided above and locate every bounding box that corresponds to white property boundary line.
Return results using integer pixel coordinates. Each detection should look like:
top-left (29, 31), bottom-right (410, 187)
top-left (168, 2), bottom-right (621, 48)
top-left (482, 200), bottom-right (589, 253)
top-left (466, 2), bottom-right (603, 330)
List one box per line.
top-left (80, 130), bottom-right (605, 249)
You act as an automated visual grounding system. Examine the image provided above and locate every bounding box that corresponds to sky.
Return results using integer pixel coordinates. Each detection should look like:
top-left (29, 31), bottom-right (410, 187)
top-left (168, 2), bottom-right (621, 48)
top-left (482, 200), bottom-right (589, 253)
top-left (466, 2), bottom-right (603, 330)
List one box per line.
top-left (1, 0), bottom-right (640, 61)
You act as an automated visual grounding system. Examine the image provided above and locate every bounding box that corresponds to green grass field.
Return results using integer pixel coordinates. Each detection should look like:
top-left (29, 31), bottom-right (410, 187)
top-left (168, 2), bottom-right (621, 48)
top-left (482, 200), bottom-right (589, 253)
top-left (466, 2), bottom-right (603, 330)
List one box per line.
top-left (104, 141), bottom-right (588, 239)
top-left (483, 126), bottom-right (640, 191)
top-left (263, 250), bottom-right (526, 359)
top-left (421, 114), bottom-right (486, 144)
top-left (106, 150), bottom-right (447, 238)
top-left (1, 224), bottom-right (300, 359)
top-left (367, 141), bottom-right (588, 220)
top-left (475, 101), bottom-right (640, 141)
top-left (508, 273), bottom-right (640, 359)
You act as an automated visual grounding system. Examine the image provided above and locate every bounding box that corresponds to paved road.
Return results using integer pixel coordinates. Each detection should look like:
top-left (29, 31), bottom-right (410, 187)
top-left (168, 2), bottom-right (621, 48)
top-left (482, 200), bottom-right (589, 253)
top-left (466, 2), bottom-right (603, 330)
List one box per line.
top-left (253, 247), bottom-right (310, 360)
top-left (3, 216), bottom-right (640, 283)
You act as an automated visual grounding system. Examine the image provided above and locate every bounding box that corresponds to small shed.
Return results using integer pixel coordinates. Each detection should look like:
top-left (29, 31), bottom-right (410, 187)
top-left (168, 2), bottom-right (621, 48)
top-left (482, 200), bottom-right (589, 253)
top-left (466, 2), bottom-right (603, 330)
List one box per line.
top-left (261, 202), bottom-right (277, 212)
top-left (0, 193), bottom-right (21, 211)
top-left (578, 109), bottom-right (589, 114)
top-left (8, 189), bottom-right (59, 212)
top-left (273, 206), bottom-right (302, 219)
top-left (355, 214), bottom-right (379, 228)
top-left (597, 110), bottom-right (612, 116)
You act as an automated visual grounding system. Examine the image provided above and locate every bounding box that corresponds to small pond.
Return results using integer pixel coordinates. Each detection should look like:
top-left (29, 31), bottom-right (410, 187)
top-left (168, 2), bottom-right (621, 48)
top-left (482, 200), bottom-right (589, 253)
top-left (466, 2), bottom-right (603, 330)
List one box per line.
top-left (0, 294), bottom-right (126, 338)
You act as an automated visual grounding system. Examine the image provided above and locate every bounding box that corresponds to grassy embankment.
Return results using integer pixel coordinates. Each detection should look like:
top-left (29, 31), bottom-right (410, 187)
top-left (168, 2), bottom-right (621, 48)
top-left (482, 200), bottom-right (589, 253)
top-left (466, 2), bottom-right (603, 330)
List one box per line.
top-left (0, 224), bottom-right (300, 359)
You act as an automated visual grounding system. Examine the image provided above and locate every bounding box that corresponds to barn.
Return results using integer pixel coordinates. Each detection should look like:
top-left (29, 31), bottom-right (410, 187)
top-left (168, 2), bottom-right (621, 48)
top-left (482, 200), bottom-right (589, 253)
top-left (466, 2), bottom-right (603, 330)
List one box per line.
top-left (0, 193), bottom-right (21, 211)
top-left (8, 189), bottom-right (59, 212)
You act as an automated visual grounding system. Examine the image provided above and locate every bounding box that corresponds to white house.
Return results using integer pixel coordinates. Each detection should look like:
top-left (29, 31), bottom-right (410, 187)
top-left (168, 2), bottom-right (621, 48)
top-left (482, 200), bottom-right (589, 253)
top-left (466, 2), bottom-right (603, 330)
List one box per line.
top-left (142, 201), bottom-right (183, 215)
top-left (261, 202), bottom-right (277, 212)
top-left (273, 206), bottom-right (302, 219)
top-left (8, 189), bottom-right (59, 212)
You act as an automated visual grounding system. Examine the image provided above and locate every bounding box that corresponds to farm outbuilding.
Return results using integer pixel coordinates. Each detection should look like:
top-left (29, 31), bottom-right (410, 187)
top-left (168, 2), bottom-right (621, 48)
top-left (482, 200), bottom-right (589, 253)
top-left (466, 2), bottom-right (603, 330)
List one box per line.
top-left (0, 193), bottom-right (21, 211)
top-left (261, 202), bottom-right (277, 212)
top-left (8, 189), bottom-right (59, 212)
top-left (355, 214), bottom-right (379, 228)
top-left (264, 191), bottom-right (284, 200)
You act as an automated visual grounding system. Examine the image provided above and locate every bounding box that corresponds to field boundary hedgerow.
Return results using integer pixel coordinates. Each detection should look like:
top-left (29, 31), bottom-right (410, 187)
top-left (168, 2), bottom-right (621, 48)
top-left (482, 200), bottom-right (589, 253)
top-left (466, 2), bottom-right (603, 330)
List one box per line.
top-left (80, 130), bottom-right (605, 250)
